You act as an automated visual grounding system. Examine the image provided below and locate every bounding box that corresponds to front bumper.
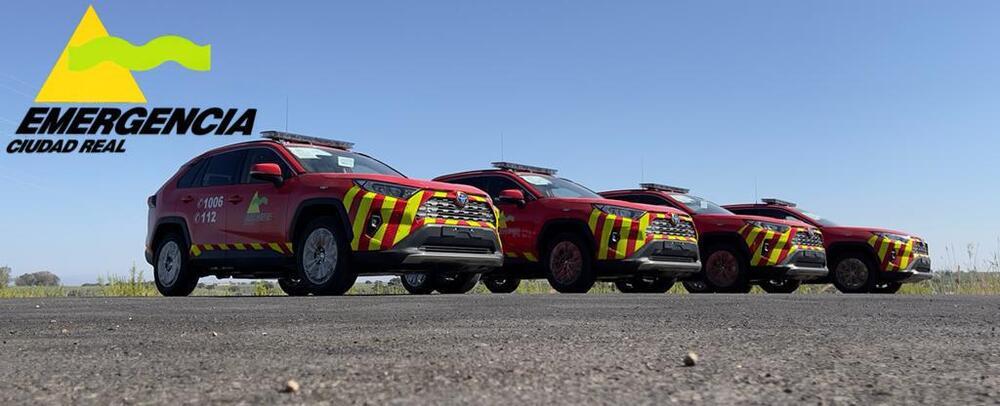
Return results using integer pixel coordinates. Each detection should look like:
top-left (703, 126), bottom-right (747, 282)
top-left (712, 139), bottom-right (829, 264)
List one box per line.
top-left (620, 240), bottom-right (702, 277)
top-left (882, 255), bottom-right (933, 283)
top-left (355, 224), bottom-right (503, 273)
top-left (774, 248), bottom-right (828, 280)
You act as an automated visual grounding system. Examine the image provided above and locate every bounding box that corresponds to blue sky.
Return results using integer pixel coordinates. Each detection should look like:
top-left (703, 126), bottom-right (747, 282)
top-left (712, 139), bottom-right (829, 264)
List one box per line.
top-left (1, 1), bottom-right (998, 284)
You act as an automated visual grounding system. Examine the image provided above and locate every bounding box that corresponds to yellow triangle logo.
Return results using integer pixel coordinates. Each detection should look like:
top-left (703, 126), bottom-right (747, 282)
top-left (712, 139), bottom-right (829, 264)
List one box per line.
top-left (35, 5), bottom-right (146, 103)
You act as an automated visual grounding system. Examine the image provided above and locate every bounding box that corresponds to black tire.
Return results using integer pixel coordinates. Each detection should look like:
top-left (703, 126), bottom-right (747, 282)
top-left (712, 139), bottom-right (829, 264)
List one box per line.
top-left (295, 216), bottom-right (356, 296)
top-left (831, 252), bottom-right (878, 294)
top-left (760, 279), bottom-right (801, 294)
top-left (871, 281), bottom-right (902, 294)
top-left (682, 279), bottom-right (716, 294)
top-left (277, 277), bottom-right (310, 296)
top-left (153, 233), bottom-right (198, 297)
top-left (544, 233), bottom-right (596, 293)
top-left (401, 273), bottom-right (435, 295)
top-left (616, 277), bottom-right (674, 293)
top-left (435, 273), bottom-right (481, 294)
top-left (702, 244), bottom-right (751, 293)
top-left (483, 276), bottom-right (520, 293)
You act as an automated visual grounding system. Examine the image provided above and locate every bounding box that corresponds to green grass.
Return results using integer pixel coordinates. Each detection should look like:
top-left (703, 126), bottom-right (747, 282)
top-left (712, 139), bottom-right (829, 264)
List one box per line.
top-left (0, 267), bottom-right (999, 298)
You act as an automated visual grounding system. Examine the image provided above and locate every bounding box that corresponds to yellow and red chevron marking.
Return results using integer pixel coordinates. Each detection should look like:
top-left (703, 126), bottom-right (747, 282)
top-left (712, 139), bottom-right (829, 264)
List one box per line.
top-left (189, 242), bottom-right (293, 257)
top-left (587, 210), bottom-right (698, 260)
top-left (867, 235), bottom-right (923, 272)
top-left (737, 225), bottom-right (824, 266)
top-left (342, 186), bottom-right (498, 252)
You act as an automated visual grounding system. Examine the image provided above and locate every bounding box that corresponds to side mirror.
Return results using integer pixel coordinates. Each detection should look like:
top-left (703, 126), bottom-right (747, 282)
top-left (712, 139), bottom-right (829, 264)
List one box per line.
top-left (250, 163), bottom-right (283, 186)
top-left (496, 189), bottom-right (526, 206)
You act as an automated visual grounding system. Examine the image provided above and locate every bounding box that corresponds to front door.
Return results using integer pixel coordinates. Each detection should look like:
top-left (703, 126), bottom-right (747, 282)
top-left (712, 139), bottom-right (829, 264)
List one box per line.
top-left (224, 147), bottom-right (293, 261)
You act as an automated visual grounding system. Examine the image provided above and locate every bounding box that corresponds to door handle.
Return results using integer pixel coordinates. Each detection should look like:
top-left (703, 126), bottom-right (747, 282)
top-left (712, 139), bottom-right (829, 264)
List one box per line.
top-left (227, 195), bottom-right (243, 204)
top-left (181, 195), bottom-right (194, 203)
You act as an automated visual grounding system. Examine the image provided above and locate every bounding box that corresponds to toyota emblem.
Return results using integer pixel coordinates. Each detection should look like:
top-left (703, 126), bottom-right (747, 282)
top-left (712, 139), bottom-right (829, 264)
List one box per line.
top-left (456, 191), bottom-right (469, 207)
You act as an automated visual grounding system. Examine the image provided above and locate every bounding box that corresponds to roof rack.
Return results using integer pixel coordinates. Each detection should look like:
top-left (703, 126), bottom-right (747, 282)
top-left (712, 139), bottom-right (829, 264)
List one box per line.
top-left (761, 198), bottom-right (796, 207)
top-left (640, 183), bottom-right (690, 194)
top-left (491, 162), bottom-right (558, 175)
top-left (261, 130), bottom-right (355, 150)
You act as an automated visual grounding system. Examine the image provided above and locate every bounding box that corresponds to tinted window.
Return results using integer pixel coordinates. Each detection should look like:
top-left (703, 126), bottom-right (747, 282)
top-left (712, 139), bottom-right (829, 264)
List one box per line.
top-left (201, 150), bottom-right (246, 187)
top-left (447, 175), bottom-right (526, 199)
top-left (242, 148), bottom-right (291, 184)
top-left (176, 159), bottom-right (206, 189)
top-left (733, 208), bottom-right (802, 223)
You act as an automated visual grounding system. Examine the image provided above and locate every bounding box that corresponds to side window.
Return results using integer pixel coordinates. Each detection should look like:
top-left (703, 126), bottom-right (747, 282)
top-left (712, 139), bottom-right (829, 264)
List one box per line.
top-left (485, 176), bottom-right (525, 199)
top-left (201, 150), bottom-right (247, 187)
top-left (242, 148), bottom-right (291, 184)
top-left (176, 159), bottom-right (207, 189)
top-left (740, 208), bottom-right (797, 222)
top-left (613, 194), bottom-right (669, 207)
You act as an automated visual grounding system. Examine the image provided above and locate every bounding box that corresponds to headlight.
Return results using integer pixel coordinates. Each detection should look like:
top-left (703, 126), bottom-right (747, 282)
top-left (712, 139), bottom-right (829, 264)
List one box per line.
top-left (355, 180), bottom-right (419, 199)
top-left (593, 204), bottom-right (646, 220)
top-left (746, 220), bottom-right (790, 233)
top-left (874, 232), bottom-right (910, 243)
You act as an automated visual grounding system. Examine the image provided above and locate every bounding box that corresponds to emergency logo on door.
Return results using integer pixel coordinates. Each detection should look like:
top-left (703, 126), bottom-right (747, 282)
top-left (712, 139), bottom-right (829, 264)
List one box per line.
top-left (245, 192), bottom-right (273, 223)
top-left (36, 5), bottom-right (210, 103)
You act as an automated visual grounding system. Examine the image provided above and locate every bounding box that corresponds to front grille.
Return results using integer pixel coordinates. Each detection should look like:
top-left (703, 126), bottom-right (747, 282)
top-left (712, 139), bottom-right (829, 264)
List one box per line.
top-left (421, 245), bottom-right (493, 254)
top-left (647, 218), bottom-right (697, 239)
top-left (792, 229), bottom-right (823, 247)
top-left (913, 240), bottom-right (929, 255)
top-left (416, 197), bottom-right (495, 224)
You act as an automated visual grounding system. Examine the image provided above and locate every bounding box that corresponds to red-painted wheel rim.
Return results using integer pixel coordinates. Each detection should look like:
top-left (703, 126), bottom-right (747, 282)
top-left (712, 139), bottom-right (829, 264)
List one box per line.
top-left (706, 250), bottom-right (739, 287)
top-left (550, 241), bottom-right (583, 285)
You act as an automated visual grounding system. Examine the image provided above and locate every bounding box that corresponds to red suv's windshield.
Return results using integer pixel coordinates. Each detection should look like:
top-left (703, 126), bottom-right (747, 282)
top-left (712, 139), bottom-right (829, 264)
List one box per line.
top-left (286, 145), bottom-right (404, 177)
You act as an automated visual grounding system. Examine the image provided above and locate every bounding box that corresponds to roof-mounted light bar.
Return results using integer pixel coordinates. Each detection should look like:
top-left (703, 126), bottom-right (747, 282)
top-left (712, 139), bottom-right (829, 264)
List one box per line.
top-left (261, 130), bottom-right (355, 150)
top-left (640, 183), bottom-right (690, 194)
top-left (491, 161), bottom-right (558, 175)
top-left (762, 198), bottom-right (796, 207)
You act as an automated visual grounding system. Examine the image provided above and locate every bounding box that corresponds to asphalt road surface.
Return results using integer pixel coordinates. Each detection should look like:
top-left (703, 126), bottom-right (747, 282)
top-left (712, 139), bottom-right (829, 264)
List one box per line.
top-left (1, 295), bottom-right (998, 405)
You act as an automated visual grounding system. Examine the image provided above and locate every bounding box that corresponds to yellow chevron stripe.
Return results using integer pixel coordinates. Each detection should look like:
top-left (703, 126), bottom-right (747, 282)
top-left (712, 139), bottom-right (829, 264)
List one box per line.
top-left (285, 243), bottom-right (294, 254)
top-left (587, 209), bottom-right (601, 232)
top-left (268, 243), bottom-right (284, 254)
top-left (506, 252), bottom-right (519, 258)
top-left (202, 244), bottom-right (214, 251)
top-left (250, 243), bottom-right (263, 250)
top-left (393, 191), bottom-right (426, 245)
top-left (343, 186), bottom-right (361, 214)
top-left (190, 245), bottom-right (201, 257)
top-left (217, 244), bottom-right (229, 251)
top-left (767, 231), bottom-right (791, 264)
top-left (350, 192), bottom-right (376, 250)
top-left (234, 243), bottom-right (246, 250)
top-left (635, 213), bottom-right (650, 251)
top-left (523, 252), bottom-right (538, 262)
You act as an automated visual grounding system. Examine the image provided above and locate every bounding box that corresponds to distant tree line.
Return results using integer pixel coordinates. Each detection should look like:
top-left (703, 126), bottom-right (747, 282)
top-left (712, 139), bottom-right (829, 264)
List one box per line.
top-left (8, 270), bottom-right (61, 287)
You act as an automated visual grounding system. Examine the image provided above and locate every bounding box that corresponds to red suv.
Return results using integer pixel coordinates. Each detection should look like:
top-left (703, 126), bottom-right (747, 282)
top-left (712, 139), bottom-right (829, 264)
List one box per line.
top-left (724, 199), bottom-right (931, 294)
top-left (601, 184), bottom-right (827, 293)
top-left (145, 131), bottom-right (503, 296)
top-left (426, 163), bottom-right (702, 294)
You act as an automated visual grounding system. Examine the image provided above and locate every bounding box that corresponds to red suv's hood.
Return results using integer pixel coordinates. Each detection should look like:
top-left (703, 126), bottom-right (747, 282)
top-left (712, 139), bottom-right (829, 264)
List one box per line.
top-left (561, 197), bottom-right (687, 215)
top-left (316, 173), bottom-right (489, 196)
top-left (696, 212), bottom-right (813, 228)
top-left (824, 225), bottom-right (917, 238)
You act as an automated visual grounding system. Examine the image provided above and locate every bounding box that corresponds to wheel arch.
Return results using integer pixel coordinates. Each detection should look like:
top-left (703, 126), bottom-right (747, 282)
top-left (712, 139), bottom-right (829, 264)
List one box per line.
top-left (827, 241), bottom-right (880, 269)
top-left (152, 217), bottom-right (192, 251)
top-left (698, 232), bottom-right (751, 259)
top-left (537, 218), bottom-right (595, 256)
top-left (288, 198), bottom-right (354, 248)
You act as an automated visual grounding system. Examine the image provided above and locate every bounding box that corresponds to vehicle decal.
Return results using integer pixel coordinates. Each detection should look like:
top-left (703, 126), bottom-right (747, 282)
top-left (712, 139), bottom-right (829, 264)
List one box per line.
top-left (504, 251), bottom-right (538, 262)
top-left (867, 235), bottom-right (926, 272)
top-left (244, 191), bottom-right (273, 223)
top-left (341, 186), bottom-right (499, 252)
top-left (587, 209), bottom-right (698, 260)
top-left (737, 225), bottom-right (825, 266)
top-left (189, 242), bottom-right (293, 257)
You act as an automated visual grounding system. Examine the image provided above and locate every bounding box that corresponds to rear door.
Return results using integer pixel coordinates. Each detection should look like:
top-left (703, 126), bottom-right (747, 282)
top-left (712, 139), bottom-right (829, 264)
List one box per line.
top-left (448, 174), bottom-right (538, 261)
top-left (183, 149), bottom-right (246, 260)
top-left (223, 147), bottom-right (294, 259)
